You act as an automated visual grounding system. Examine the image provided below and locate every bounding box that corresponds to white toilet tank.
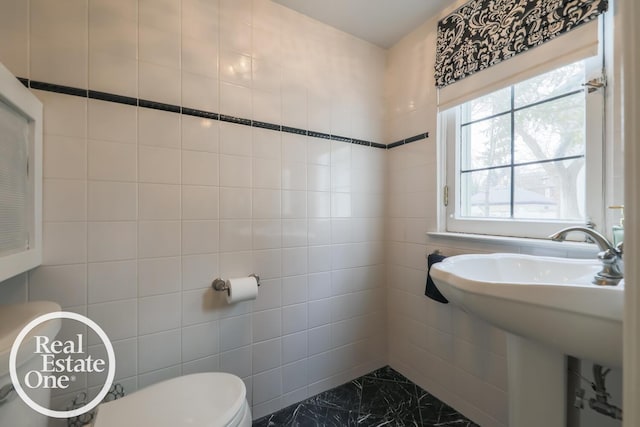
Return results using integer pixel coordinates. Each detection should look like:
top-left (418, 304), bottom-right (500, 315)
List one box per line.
top-left (92, 373), bottom-right (252, 427)
top-left (0, 301), bottom-right (62, 427)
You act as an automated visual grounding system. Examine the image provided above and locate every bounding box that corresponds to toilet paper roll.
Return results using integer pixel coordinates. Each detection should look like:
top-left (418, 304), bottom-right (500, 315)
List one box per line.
top-left (225, 276), bottom-right (258, 304)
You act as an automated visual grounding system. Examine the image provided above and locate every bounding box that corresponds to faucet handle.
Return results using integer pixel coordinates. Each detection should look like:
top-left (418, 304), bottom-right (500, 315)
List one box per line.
top-left (616, 241), bottom-right (623, 255)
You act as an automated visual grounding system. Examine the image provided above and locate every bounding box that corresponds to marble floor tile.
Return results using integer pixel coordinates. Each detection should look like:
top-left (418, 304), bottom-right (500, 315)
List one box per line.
top-left (308, 378), bottom-right (363, 411)
top-left (364, 365), bottom-right (411, 383)
top-left (252, 366), bottom-right (477, 427)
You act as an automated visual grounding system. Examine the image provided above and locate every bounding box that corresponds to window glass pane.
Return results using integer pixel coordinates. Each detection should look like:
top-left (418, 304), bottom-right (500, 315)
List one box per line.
top-left (514, 92), bottom-right (585, 163)
top-left (461, 87), bottom-right (511, 124)
top-left (514, 61), bottom-right (584, 108)
top-left (513, 159), bottom-right (585, 220)
top-left (0, 99), bottom-right (29, 256)
top-left (460, 167), bottom-right (511, 218)
top-left (461, 114), bottom-right (511, 170)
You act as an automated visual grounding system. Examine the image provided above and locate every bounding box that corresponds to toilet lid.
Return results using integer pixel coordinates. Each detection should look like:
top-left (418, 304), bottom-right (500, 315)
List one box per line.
top-left (93, 372), bottom-right (246, 427)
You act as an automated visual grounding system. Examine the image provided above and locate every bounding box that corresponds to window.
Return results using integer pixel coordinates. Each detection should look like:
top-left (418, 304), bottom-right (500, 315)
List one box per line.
top-left (0, 62), bottom-right (43, 282)
top-left (442, 58), bottom-right (604, 239)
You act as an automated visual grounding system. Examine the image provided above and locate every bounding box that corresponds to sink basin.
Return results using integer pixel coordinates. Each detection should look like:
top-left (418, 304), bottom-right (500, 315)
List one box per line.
top-left (430, 253), bottom-right (623, 367)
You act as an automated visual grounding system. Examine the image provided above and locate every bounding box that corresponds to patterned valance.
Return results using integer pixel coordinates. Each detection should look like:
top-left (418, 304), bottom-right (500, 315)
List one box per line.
top-left (435, 0), bottom-right (608, 88)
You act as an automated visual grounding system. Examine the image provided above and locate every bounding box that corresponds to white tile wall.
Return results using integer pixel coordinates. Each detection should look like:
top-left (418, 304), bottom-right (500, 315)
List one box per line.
top-left (0, 0), bottom-right (387, 419)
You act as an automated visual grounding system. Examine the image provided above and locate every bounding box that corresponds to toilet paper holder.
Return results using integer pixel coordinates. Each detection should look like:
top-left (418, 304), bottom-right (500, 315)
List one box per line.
top-left (212, 274), bottom-right (261, 293)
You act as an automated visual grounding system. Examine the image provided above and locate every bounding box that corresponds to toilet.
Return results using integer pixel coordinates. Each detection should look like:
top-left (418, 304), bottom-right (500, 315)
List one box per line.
top-left (92, 372), bottom-right (251, 427)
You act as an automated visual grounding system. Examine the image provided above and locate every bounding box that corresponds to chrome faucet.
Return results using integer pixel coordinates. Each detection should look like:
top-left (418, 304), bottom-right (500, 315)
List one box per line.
top-left (549, 226), bottom-right (624, 286)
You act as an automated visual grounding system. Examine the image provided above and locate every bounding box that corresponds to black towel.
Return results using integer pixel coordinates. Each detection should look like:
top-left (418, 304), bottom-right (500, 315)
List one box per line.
top-left (425, 253), bottom-right (448, 304)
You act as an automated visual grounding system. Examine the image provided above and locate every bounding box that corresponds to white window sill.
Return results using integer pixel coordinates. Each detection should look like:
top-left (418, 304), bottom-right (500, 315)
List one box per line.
top-left (426, 231), bottom-right (600, 258)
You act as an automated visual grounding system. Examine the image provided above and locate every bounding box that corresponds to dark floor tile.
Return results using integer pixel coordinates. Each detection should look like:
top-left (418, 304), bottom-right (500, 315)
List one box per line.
top-left (357, 413), bottom-right (421, 426)
top-left (360, 378), bottom-right (421, 422)
top-left (323, 407), bottom-right (358, 426)
top-left (418, 389), bottom-right (479, 427)
top-left (364, 366), bottom-right (410, 383)
top-left (253, 403), bottom-right (298, 426)
top-left (308, 379), bottom-right (363, 411)
top-left (290, 404), bottom-right (328, 426)
top-left (255, 369), bottom-right (478, 427)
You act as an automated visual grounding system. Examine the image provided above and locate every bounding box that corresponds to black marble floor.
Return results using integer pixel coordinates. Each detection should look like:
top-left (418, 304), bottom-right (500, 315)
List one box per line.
top-left (253, 366), bottom-right (479, 427)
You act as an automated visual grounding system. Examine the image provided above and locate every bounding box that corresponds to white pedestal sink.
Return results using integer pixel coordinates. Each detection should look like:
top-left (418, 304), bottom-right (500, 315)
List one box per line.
top-left (430, 253), bottom-right (624, 427)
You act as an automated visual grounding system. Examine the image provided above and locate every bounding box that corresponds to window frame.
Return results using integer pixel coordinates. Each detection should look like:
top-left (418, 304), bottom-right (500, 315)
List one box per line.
top-left (440, 54), bottom-right (605, 240)
top-left (0, 62), bottom-right (43, 282)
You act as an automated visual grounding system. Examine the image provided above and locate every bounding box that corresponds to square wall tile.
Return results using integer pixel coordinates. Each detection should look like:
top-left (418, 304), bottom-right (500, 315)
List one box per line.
top-left (138, 108), bottom-right (180, 149)
top-left (253, 308), bottom-right (282, 343)
top-left (252, 189), bottom-right (281, 219)
top-left (282, 276), bottom-right (307, 306)
top-left (44, 135), bottom-right (87, 180)
top-left (88, 260), bottom-right (137, 304)
top-left (219, 220), bottom-right (252, 252)
top-left (182, 151), bottom-right (219, 186)
top-left (88, 99), bottom-right (137, 144)
top-left (282, 331), bottom-right (307, 364)
top-left (43, 180), bottom-right (86, 222)
top-left (182, 253), bottom-right (219, 291)
top-left (88, 299), bottom-right (137, 344)
top-left (219, 82), bottom-right (252, 118)
top-left (182, 221), bottom-right (220, 255)
top-left (252, 220), bottom-right (282, 250)
top-left (182, 288), bottom-right (223, 326)
top-left (282, 303), bottom-right (307, 335)
top-left (220, 122), bottom-right (252, 157)
top-left (138, 256), bottom-right (181, 297)
top-left (182, 72), bottom-right (219, 112)
top-left (89, 52), bottom-right (138, 98)
top-left (182, 115), bottom-right (219, 153)
top-left (220, 187), bottom-right (252, 219)
top-left (87, 222), bottom-right (137, 262)
top-left (253, 338), bottom-right (282, 374)
top-left (139, 61), bottom-right (181, 105)
top-left (139, 146), bottom-right (181, 184)
top-left (253, 368), bottom-right (282, 405)
top-left (88, 140), bottom-right (137, 182)
top-left (183, 186), bottom-right (219, 220)
top-left (182, 321), bottom-right (220, 362)
top-left (138, 329), bottom-right (182, 373)
top-left (252, 249), bottom-right (282, 280)
top-left (88, 181), bottom-right (137, 221)
top-left (138, 184), bottom-right (181, 220)
top-left (220, 346), bottom-right (252, 379)
top-left (43, 222), bottom-right (87, 265)
top-left (138, 293), bottom-right (182, 335)
top-left (138, 221), bottom-right (181, 259)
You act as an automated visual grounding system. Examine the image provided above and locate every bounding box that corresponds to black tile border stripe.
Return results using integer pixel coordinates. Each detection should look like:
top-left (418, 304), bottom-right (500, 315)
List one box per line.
top-left (89, 90), bottom-right (137, 106)
top-left (252, 120), bottom-right (281, 131)
top-left (219, 114), bottom-right (252, 126)
top-left (181, 107), bottom-right (219, 120)
top-left (30, 80), bottom-right (88, 98)
top-left (20, 77), bottom-right (428, 150)
top-left (139, 99), bottom-right (181, 113)
top-left (308, 130), bottom-right (331, 140)
top-left (330, 134), bottom-right (351, 143)
top-left (387, 140), bottom-right (405, 149)
top-left (282, 126), bottom-right (308, 136)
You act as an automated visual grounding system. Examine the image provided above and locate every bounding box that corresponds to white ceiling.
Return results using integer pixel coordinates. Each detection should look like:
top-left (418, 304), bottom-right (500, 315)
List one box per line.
top-left (272, 0), bottom-right (455, 48)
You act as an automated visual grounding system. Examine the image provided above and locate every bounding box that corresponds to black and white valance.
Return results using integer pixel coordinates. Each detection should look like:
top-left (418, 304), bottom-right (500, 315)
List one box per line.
top-left (435, 0), bottom-right (608, 89)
